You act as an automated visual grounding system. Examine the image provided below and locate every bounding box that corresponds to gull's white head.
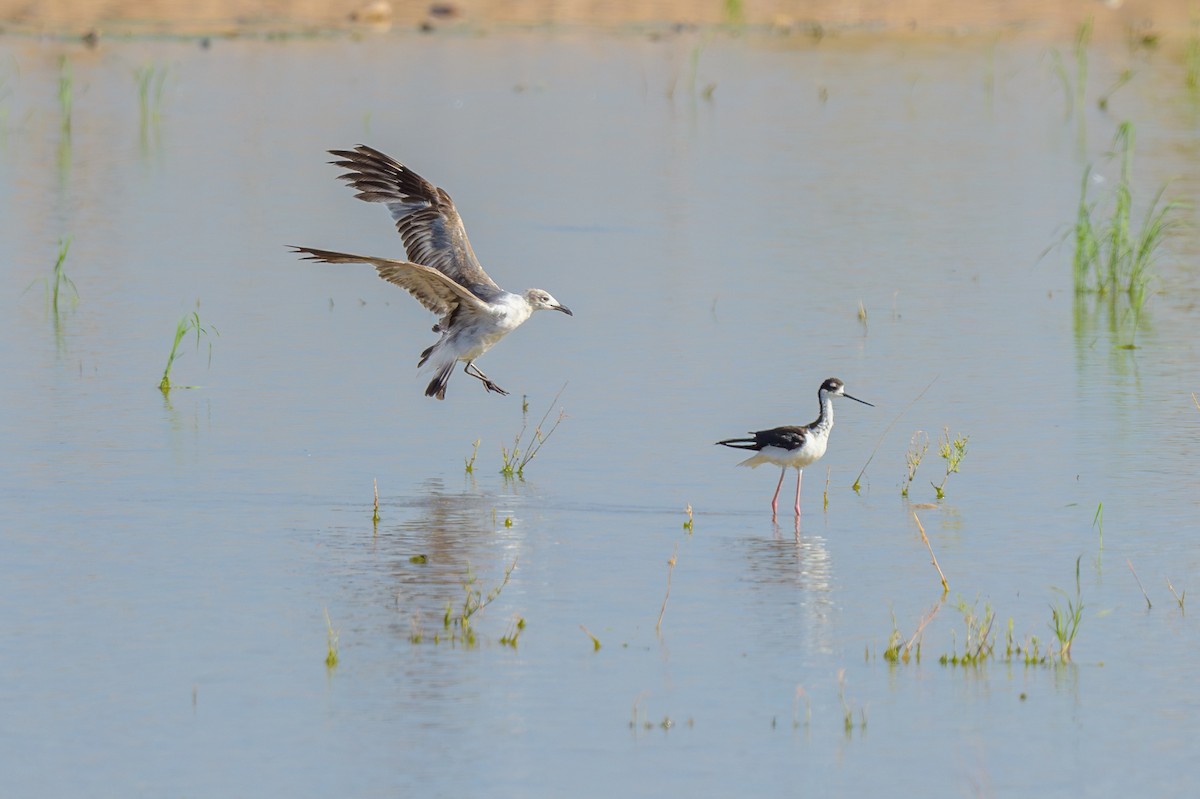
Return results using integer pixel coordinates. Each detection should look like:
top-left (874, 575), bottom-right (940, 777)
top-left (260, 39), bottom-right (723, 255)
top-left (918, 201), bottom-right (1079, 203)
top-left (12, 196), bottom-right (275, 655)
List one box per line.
top-left (524, 289), bottom-right (573, 316)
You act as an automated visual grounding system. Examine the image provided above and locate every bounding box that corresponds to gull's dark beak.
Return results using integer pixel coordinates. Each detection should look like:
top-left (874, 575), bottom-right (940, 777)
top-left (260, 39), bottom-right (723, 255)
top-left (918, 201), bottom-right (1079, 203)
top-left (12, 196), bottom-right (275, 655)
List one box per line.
top-left (555, 304), bottom-right (573, 316)
top-left (844, 393), bottom-right (873, 407)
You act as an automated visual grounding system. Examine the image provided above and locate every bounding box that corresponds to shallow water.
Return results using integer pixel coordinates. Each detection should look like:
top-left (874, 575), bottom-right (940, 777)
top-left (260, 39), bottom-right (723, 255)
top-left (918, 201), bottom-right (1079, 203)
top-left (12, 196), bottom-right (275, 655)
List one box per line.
top-left (2, 28), bottom-right (1199, 797)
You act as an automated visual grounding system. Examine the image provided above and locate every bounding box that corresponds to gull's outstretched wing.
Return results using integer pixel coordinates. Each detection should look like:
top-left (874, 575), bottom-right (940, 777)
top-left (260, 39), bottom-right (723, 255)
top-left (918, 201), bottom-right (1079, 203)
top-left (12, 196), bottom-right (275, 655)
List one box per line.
top-left (290, 246), bottom-right (492, 320)
top-left (327, 145), bottom-right (501, 296)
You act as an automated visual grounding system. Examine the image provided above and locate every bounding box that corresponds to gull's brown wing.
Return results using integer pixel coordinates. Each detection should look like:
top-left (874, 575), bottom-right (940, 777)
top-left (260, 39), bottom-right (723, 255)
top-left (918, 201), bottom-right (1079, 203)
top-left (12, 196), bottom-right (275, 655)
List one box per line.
top-left (327, 145), bottom-right (501, 296)
top-left (290, 246), bottom-right (491, 320)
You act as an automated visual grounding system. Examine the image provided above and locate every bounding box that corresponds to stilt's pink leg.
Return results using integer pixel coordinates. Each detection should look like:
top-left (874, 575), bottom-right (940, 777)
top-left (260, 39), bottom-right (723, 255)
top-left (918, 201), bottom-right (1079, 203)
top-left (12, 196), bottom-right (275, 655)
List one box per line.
top-left (794, 469), bottom-right (804, 517)
top-left (771, 467), bottom-right (787, 520)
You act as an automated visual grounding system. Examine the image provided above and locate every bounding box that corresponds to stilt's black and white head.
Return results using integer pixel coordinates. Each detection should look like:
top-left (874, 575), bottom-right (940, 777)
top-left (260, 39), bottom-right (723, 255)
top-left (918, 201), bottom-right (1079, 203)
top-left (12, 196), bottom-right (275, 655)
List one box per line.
top-left (820, 377), bottom-right (873, 407)
top-left (523, 289), bottom-right (573, 316)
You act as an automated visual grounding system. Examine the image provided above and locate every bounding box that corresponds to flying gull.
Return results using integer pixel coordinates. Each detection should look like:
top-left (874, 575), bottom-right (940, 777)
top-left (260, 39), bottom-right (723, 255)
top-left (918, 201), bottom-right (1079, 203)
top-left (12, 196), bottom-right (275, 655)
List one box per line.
top-left (292, 145), bottom-right (572, 400)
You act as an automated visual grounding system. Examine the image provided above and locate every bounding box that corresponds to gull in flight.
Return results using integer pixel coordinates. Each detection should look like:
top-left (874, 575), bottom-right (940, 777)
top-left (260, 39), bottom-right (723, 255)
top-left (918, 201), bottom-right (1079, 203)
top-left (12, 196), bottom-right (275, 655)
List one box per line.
top-left (716, 377), bottom-right (872, 520)
top-left (292, 145), bottom-right (572, 400)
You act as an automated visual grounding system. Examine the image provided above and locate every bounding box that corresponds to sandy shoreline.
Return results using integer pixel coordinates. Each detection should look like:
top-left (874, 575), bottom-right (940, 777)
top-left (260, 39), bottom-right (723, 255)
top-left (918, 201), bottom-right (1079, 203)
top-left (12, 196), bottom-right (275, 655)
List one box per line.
top-left (1, 0), bottom-right (1197, 40)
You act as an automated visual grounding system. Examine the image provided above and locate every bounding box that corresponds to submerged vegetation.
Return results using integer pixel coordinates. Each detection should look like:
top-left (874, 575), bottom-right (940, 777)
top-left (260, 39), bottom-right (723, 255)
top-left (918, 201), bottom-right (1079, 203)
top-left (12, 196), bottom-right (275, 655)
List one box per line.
top-left (134, 64), bottom-right (168, 124)
top-left (1187, 23), bottom-right (1200, 91)
top-left (435, 559), bottom-right (518, 648)
top-left (134, 63), bottom-right (169, 148)
top-left (1050, 18), bottom-right (1093, 147)
top-left (655, 545), bottom-right (679, 636)
top-left (47, 236), bottom-right (77, 316)
top-left (913, 513), bottom-right (949, 594)
top-left (0, 65), bottom-right (10, 127)
top-left (58, 55), bottom-right (72, 135)
top-left (836, 669), bottom-right (867, 736)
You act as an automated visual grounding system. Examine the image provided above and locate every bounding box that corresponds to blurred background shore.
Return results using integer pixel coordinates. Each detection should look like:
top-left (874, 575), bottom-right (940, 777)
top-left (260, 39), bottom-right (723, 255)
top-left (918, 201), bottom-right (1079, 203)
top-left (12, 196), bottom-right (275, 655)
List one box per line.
top-left (2, 0), bottom-right (1197, 39)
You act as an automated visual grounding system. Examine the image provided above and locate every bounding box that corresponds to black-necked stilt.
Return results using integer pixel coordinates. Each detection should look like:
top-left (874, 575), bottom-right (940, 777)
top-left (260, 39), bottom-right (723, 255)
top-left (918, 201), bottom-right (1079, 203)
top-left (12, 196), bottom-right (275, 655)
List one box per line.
top-left (716, 377), bottom-right (872, 520)
top-left (292, 145), bottom-right (572, 400)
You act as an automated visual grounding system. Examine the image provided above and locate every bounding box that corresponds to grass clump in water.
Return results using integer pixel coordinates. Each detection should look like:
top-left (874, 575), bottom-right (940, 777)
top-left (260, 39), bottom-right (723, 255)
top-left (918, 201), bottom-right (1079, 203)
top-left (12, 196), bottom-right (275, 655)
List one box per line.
top-left (900, 430), bottom-right (929, 498)
top-left (372, 478), bottom-right (380, 524)
top-left (159, 306), bottom-right (218, 392)
top-left (1071, 122), bottom-right (1183, 348)
top-left (1050, 17), bottom-right (1092, 143)
top-left (883, 611), bottom-right (904, 663)
top-left (134, 64), bottom-right (168, 123)
top-left (1166, 577), bottom-right (1185, 613)
top-left (441, 558), bottom-right (517, 647)
top-left (46, 236), bottom-right (78, 316)
top-left (134, 64), bottom-right (169, 149)
top-left (836, 669), bottom-right (866, 736)
top-left (884, 601), bottom-right (940, 665)
top-left (723, 0), bottom-right (745, 26)
top-left (0, 65), bottom-right (11, 126)
top-left (500, 386), bottom-right (567, 478)
top-left (932, 428), bottom-right (968, 500)
top-left (579, 624), bottom-right (601, 651)
top-left (889, 555), bottom-right (1091, 668)
top-left (499, 615), bottom-right (525, 648)
top-left (58, 56), bottom-right (73, 134)
top-left (939, 596), bottom-right (995, 666)
top-left (1049, 557), bottom-right (1084, 661)
top-left (323, 607), bottom-right (339, 668)
top-left (656, 544), bottom-right (679, 636)
top-left (1187, 24), bottom-right (1200, 91)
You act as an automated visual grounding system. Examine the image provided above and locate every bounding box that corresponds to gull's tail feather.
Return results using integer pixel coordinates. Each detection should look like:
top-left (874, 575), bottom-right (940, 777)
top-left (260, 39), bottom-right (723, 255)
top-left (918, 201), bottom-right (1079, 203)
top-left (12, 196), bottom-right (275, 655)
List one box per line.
top-left (425, 363), bottom-right (453, 400)
top-left (419, 337), bottom-right (455, 400)
top-left (289, 245), bottom-right (376, 264)
top-left (418, 341), bottom-right (437, 368)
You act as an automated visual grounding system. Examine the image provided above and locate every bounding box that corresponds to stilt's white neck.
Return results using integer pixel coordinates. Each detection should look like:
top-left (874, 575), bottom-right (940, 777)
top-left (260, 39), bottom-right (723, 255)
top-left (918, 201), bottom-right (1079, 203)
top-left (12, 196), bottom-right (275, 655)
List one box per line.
top-left (813, 389), bottom-right (835, 435)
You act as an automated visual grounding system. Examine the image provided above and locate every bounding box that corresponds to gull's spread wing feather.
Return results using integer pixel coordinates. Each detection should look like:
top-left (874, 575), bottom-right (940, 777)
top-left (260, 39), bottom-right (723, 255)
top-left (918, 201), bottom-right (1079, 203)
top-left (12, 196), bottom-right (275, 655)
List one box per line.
top-left (290, 246), bottom-right (492, 319)
top-left (327, 145), bottom-right (501, 295)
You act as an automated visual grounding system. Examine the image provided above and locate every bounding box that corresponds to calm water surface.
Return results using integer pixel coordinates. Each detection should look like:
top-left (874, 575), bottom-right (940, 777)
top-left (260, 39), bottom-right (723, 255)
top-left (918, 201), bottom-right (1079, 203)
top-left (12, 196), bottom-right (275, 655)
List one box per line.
top-left (1, 27), bottom-right (1199, 797)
